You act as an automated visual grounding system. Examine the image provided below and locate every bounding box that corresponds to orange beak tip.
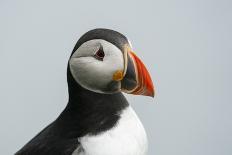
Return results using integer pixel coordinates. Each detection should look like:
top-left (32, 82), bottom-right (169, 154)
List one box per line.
top-left (128, 51), bottom-right (155, 98)
top-left (147, 88), bottom-right (155, 98)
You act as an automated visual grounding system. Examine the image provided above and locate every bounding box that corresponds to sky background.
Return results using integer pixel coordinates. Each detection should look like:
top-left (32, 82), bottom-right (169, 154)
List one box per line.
top-left (0, 0), bottom-right (232, 154)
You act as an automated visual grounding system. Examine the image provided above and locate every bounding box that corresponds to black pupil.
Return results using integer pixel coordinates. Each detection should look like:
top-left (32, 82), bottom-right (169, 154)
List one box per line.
top-left (96, 49), bottom-right (105, 58)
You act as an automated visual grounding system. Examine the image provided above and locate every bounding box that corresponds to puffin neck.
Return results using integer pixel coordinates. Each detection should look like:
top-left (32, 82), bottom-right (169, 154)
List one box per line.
top-left (61, 68), bottom-right (129, 136)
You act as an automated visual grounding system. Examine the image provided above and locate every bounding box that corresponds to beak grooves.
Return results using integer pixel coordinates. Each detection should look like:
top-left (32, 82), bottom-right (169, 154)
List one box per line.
top-left (129, 51), bottom-right (155, 97)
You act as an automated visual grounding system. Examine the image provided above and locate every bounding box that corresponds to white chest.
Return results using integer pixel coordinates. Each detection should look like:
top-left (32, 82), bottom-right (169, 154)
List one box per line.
top-left (72, 106), bottom-right (148, 155)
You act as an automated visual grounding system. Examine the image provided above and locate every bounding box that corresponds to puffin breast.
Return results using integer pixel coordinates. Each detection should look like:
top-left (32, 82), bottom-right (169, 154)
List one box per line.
top-left (72, 106), bottom-right (148, 155)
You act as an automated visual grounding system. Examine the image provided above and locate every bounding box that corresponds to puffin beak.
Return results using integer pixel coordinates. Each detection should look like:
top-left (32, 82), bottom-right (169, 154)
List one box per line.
top-left (121, 50), bottom-right (155, 97)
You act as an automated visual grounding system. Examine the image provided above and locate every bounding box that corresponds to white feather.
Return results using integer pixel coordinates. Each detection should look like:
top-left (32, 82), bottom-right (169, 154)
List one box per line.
top-left (69, 39), bottom-right (124, 94)
top-left (72, 106), bottom-right (148, 155)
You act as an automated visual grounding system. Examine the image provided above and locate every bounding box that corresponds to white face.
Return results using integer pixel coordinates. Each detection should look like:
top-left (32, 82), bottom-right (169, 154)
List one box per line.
top-left (69, 39), bottom-right (124, 93)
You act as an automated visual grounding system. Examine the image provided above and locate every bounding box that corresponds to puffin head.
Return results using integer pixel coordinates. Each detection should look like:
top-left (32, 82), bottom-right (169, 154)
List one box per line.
top-left (69, 28), bottom-right (154, 97)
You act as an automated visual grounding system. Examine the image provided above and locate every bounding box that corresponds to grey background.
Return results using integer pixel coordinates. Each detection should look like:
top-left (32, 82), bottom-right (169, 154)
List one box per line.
top-left (0, 0), bottom-right (231, 154)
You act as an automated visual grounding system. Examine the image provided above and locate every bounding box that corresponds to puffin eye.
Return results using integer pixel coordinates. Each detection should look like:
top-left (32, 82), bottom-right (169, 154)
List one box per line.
top-left (94, 45), bottom-right (105, 61)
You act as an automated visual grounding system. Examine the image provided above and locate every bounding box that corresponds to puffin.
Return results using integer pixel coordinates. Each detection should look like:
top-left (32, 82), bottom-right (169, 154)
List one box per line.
top-left (15, 28), bottom-right (155, 155)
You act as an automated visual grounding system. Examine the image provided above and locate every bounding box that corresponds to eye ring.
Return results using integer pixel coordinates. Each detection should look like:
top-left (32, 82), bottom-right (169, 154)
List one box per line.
top-left (94, 45), bottom-right (105, 61)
